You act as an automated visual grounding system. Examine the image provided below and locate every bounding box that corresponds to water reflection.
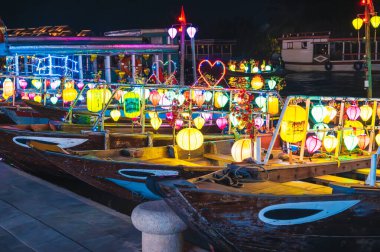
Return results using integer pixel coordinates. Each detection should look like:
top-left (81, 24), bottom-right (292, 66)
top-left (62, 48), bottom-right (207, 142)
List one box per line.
top-left (284, 72), bottom-right (380, 97)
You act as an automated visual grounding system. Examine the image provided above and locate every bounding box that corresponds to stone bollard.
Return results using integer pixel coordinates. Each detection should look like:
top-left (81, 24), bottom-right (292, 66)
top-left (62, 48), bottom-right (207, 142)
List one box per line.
top-left (132, 200), bottom-right (188, 252)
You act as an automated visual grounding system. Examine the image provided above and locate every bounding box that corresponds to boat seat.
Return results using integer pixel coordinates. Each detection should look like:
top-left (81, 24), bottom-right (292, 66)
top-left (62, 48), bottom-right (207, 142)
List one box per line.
top-left (314, 175), bottom-right (364, 185)
top-left (353, 168), bottom-right (380, 177)
top-left (203, 153), bottom-right (234, 164)
top-left (282, 181), bottom-right (332, 194)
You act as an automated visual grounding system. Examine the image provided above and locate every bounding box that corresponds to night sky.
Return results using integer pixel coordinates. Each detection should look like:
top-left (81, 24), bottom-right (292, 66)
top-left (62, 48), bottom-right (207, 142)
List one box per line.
top-left (1, 0), bottom-right (378, 56)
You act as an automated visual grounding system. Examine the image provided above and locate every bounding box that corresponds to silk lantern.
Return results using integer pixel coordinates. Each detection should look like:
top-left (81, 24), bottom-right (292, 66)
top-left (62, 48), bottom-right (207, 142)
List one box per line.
top-left (149, 91), bottom-right (161, 107)
top-left (346, 105), bottom-right (360, 120)
top-left (250, 75), bottom-right (264, 90)
top-left (255, 95), bottom-right (266, 109)
top-left (280, 105), bottom-right (307, 143)
top-left (177, 94), bottom-right (185, 105)
top-left (344, 134), bottom-right (359, 151)
top-left (268, 96), bottom-right (279, 115)
top-left (50, 80), bottom-right (61, 90)
top-left (323, 135), bottom-right (338, 153)
top-left (2, 78), bottom-right (14, 99)
top-left (360, 104), bottom-right (373, 122)
top-left (323, 106), bottom-right (337, 123)
top-left (376, 133), bottom-right (380, 146)
top-left (31, 79), bottom-right (42, 89)
top-left (176, 128), bottom-right (204, 151)
top-left (267, 79), bottom-right (276, 90)
top-left (175, 119), bottom-right (184, 130)
top-left (216, 117), bottom-right (228, 130)
top-left (151, 117), bottom-right (162, 130)
top-left (34, 95), bottom-right (42, 103)
top-left (311, 105), bottom-right (327, 123)
top-left (215, 93), bottom-right (228, 108)
top-left (166, 112), bottom-right (173, 121)
top-left (110, 109), bottom-right (121, 122)
top-left (193, 116), bottom-right (205, 129)
top-left (87, 89), bottom-right (112, 112)
top-left (254, 117), bottom-right (264, 129)
top-left (357, 134), bottom-right (370, 150)
top-left (50, 96), bottom-right (58, 105)
top-left (344, 120), bottom-right (364, 137)
top-left (306, 135), bottom-right (322, 154)
top-left (231, 139), bottom-right (252, 162)
top-left (352, 18), bottom-right (364, 30)
top-left (377, 106), bottom-right (380, 119)
top-left (201, 112), bottom-right (212, 121)
top-left (195, 94), bottom-right (205, 107)
top-left (204, 91), bottom-right (213, 102)
top-left (229, 113), bottom-right (239, 127)
top-left (313, 123), bottom-right (329, 140)
top-left (62, 86), bottom-right (78, 102)
top-left (123, 92), bottom-right (141, 118)
top-left (19, 79), bottom-right (28, 89)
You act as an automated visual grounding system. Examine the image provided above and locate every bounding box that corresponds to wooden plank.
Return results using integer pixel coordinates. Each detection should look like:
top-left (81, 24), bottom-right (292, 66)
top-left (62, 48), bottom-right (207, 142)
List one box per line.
top-left (314, 175), bottom-right (364, 184)
top-left (203, 153), bottom-right (234, 163)
top-left (282, 181), bottom-right (332, 194)
top-left (354, 168), bottom-right (380, 177)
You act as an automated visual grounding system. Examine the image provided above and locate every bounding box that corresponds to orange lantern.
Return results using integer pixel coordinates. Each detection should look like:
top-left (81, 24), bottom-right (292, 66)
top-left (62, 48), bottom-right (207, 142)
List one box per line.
top-left (250, 75), bottom-right (264, 90)
top-left (149, 90), bottom-right (161, 107)
top-left (357, 134), bottom-right (370, 150)
top-left (194, 94), bottom-right (205, 107)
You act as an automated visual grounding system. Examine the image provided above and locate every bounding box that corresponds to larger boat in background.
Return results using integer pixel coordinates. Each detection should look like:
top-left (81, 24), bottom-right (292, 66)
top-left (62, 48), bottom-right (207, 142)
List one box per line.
top-left (279, 31), bottom-right (380, 72)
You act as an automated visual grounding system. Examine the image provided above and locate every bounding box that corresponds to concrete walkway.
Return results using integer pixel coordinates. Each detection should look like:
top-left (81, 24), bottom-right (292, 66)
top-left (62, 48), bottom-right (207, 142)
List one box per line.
top-left (0, 161), bottom-right (141, 252)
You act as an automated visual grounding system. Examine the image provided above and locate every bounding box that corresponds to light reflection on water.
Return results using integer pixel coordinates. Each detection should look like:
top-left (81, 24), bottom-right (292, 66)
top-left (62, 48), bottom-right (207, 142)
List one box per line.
top-left (283, 72), bottom-right (380, 97)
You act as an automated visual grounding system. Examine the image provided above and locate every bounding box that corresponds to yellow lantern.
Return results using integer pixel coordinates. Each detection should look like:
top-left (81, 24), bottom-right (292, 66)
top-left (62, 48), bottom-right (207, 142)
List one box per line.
top-left (376, 133), bottom-right (380, 146)
top-left (323, 135), bottom-right (338, 153)
top-left (176, 128), bottom-right (204, 151)
top-left (250, 75), bottom-right (264, 90)
top-left (31, 79), bottom-right (42, 89)
top-left (148, 111), bottom-right (158, 119)
top-left (123, 92), bottom-right (141, 118)
top-left (2, 78), bottom-right (14, 99)
top-left (343, 120), bottom-right (365, 137)
top-left (151, 117), bottom-right (162, 130)
top-left (33, 95), bottom-right (42, 103)
top-left (280, 105), bottom-right (307, 143)
top-left (231, 139), bottom-right (252, 162)
top-left (110, 109), bottom-right (121, 122)
top-left (371, 15), bottom-right (380, 28)
top-left (360, 104), bottom-right (373, 122)
top-left (62, 87), bottom-right (78, 102)
top-left (323, 106), bottom-right (337, 123)
top-left (214, 92), bottom-right (228, 108)
top-left (193, 116), bottom-right (205, 130)
top-left (352, 18), bottom-right (364, 30)
top-left (268, 96), bottom-right (279, 115)
top-left (90, 54), bottom-right (97, 62)
top-left (87, 89), bottom-right (112, 112)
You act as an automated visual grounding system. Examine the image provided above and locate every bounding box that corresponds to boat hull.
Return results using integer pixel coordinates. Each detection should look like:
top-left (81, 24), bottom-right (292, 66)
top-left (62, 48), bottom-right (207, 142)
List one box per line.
top-left (285, 61), bottom-right (380, 72)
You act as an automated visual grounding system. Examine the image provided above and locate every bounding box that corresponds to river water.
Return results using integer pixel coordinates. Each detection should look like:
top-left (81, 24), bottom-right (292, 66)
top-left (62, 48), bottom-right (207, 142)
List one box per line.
top-left (283, 72), bottom-right (380, 97)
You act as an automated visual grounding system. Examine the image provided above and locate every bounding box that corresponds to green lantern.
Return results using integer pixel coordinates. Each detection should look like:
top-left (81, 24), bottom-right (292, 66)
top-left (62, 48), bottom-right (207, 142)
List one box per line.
top-left (123, 91), bottom-right (141, 118)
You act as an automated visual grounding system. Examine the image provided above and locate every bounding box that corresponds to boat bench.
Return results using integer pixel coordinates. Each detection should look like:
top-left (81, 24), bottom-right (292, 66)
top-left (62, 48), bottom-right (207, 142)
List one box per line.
top-left (353, 168), bottom-right (380, 177)
top-left (313, 175), bottom-right (364, 185)
top-left (203, 153), bottom-right (234, 165)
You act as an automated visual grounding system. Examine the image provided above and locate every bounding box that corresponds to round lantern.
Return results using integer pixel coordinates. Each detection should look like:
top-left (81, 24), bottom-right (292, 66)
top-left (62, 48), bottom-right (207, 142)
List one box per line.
top-left (151, 117), bottom-right (162, 130)
top-left (267, 79), bottom-right (276, 90)
top-left (87, 89), bottom-right (112, 112)
top-left (313, 123), bottom-right (329, 140)
top-left (214, 92), bottom-right (228, 108)
top-left (344, 135), bottom-right (359, 151)
top-left (19, 79), bottom-right (28, 89)
top-left (2, 78), bottom-right (14, 99)
top-left (165, 90), bottom-right (176, 101)
top-left (346, 105), bottom-right (360, 120)
top-left (306, 135), bottom-right (322, 154)
top-left (62, 87), bottom-right (78, 102)
top-left (28, 93), bottom-right (35, 100)
top-left (250, 75), bottom-right (264, 90)
top-left (255, 95), bottom-right (266, 109)
top-left (216, 117), bottom-right (228, 130)
top-left (231, 139), bottom-right (253, 162)
top-left (204, 91), bottom-right (213, 102)
top-left (323, 106), bottom-right (337, 123)
top-left (31, 79), bottom-right (42, 89)
top-left (254, 117), bottom-right (264, 129)
top-left (110, 109), bottom-right (121, 122)
top-left (34, 95), bottom-right (42, 103)
top-left (149, 91), bottom-right (161, 107)
top-left (123, 92), bottom-right (141, 118)
top-left (176, 128), bottom-right (204, 151)
top-left (311, 105), bottom-right (327, 123)
top-left (360, 104), bottom-right (373, 122)
top-left (268, 96), bottom-right (279, 115)
top-left (357, 134), bottom-right (370, 150)
top-left (195, 94), bottom-right (205, 107)
top-left (344, 120), bottom-right (365, 137)
top-left (323, 135), bottom-right (338, 153)
top-left (376, 133), bottom-right (380, 146)
top-left (193, 116), bottom-right (205, 129)
top-left (280, 105), bottom-right (307, 143)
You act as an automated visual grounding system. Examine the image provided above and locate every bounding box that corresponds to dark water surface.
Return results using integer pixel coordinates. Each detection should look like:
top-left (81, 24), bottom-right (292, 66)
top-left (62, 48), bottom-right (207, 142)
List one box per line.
top-left (284, 72), bottom-right (380, 97)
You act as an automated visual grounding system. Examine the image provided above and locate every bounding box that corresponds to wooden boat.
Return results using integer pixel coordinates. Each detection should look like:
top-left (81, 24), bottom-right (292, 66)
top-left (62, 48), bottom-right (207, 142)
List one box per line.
top-left (155, 155), bottom-right (380, 251)
top-left (27, 139), bottom-right (238, 203)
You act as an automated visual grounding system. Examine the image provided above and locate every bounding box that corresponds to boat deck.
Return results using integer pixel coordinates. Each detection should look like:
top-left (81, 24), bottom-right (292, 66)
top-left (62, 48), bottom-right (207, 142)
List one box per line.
top-left (0, 161), bottom-right (141, 251)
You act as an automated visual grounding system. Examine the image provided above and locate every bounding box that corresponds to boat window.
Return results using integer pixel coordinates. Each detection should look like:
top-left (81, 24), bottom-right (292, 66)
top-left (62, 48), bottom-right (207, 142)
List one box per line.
top-left (313, 43), bottom-right (328, 57)
top-left (330, 42), bottom-right (343, 60)
top-left (301, 42), bottom-right (307, 49)
top-left (286, 42), bottom-right (293, 49)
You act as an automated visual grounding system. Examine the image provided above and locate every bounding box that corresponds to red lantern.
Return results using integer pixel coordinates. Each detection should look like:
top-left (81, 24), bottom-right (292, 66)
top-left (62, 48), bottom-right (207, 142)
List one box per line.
top-left (306, 135), bottom-right (322, 154)
top-left (216, 117), bottom-right (227, 130)
top-left (149, 90), bottom-right (161, 107)
top-left (346, 105), bottom-right (360, 120)
top-left (166, 112), bottom-right (173, 121)
top-left (183, 91), bottom-right (190, 100)
top-left (358, 134), bottom-right (370, 150)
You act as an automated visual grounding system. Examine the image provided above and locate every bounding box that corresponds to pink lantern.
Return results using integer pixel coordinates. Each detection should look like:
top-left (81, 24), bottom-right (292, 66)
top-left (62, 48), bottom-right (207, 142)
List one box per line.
top-left (21, 93), bottom-right (29, 100)
top-left (358, 134), bottom-right (370, 150)
top-left (201, 112), bottom-right (212, 121)
top-left (216, 117), bottom-right (228, 130)
top-left (174, 119), bottom-right (183, 130)
top-left (77, 82), bottom-right (84, 90)
top-left (254, 117), bottom-right (264, 129)
top-left (28, 93), bottom-right (36, 100)
top-left (346, 105), bottom-right (360, 120)
top-left (50, 80), bottom-right (61, 90)
top-left (306, 135), bottom-right (322, 154)
top-left (19, 79), bottom-right (28, 89)
top-left (166, 112), bottom-right (173, 121)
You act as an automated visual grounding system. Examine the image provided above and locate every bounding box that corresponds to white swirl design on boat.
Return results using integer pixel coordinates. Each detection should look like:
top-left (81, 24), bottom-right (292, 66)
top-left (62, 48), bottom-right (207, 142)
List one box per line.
top-left (118, 169), bottom-right (179, 180)
top-left (13, 136), bottom-right (88, 149)
top-left (258, 200), bottom-right (360, 226)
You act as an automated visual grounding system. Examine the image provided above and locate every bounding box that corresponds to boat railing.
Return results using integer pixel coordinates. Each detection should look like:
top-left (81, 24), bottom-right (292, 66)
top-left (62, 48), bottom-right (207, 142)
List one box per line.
top-left (264, 95), bottom-right (380, 165)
